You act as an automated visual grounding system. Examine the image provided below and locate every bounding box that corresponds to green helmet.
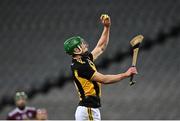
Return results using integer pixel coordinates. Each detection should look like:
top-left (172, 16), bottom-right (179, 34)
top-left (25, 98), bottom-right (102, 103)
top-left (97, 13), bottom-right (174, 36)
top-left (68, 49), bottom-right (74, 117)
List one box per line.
top-left (64, 36), bottom-right (84, 55)
top-left (15, 91), bottom-right (27, 101)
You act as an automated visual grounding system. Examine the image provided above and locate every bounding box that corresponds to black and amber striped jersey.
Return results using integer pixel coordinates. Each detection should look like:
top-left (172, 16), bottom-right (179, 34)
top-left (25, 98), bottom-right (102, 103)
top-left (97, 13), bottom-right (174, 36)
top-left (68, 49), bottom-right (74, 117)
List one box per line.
top-left (71, 52), bottom-right (101, 108)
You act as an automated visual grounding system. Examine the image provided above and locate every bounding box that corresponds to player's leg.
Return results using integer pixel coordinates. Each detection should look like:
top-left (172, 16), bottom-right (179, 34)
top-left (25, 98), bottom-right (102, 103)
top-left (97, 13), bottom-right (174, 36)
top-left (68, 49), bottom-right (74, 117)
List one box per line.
top-left (75, 106), bottom-right (88, 120)
top-left (88, 107), bottom-right (101, 121)
top-left (75, 106), bottom-right (101, 121)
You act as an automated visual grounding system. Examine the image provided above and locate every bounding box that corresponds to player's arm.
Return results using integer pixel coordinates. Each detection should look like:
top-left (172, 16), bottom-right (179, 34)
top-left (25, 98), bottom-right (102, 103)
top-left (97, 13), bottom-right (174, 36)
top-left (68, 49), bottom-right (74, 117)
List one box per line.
top-left (6, 114), bottom-right (13, 120)
top-left (91, 67), bottom-right (138, 84)
top-left (91, 14), bottom-right (111, 60)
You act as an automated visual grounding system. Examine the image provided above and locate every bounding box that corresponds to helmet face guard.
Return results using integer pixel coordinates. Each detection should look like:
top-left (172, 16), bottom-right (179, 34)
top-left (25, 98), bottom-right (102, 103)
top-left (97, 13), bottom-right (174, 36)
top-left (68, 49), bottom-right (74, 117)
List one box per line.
top-left (64, 36), bottom-right (88, 55)
top-left (81, 39), bottom-right (89, 49)
top-left (15, 91), bottom-right (27, 101)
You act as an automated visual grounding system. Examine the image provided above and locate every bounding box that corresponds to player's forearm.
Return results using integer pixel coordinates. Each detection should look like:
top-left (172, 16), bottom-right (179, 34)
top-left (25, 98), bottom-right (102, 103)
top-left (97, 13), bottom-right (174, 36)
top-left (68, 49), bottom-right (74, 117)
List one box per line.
top-left (97, 27), bottom-right (110, 51)
top-left (92, 67), bottom-right (137, 84)
top-left (102, 73), bottom-right (129, 84)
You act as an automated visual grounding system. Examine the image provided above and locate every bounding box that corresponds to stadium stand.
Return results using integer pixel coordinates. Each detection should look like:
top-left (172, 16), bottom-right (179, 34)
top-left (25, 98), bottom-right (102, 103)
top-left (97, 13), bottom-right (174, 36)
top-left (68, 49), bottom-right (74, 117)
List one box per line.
top-left (0, 0), bottom-right (180, 119)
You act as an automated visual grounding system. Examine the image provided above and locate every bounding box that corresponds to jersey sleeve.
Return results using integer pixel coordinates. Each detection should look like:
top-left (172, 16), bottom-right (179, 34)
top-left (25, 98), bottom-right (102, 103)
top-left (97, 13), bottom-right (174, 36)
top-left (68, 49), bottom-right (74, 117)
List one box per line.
top-left (6, 114), bottom-right (14, 120)
top-left (6, 115), bottom-right (11, 120)
top-left (89, 52), bottom-right (94, 61)
top-left (77, 63), bottom-right (96, 80)
top-left (32, 108), bottom-right (37, 119)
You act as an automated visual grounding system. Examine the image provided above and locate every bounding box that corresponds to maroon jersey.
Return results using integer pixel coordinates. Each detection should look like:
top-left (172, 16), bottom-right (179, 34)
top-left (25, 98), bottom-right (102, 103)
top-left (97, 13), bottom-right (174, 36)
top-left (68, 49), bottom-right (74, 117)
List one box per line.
top-left (7, 106), bottom-right (36, 120)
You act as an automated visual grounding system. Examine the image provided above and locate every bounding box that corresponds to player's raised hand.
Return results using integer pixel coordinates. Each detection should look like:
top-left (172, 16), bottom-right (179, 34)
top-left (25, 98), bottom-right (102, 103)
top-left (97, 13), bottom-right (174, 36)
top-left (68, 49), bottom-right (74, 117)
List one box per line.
top-left (125, 67), bottom-right (138, 77)
top-left (100, 14), bottom-right (111, 27)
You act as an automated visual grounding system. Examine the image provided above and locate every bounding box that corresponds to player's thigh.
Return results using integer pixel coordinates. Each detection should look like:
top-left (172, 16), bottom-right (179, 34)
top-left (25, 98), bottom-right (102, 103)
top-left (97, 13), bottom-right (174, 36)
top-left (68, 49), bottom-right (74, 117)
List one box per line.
top-left (91, 108), bottom-right (101, 120)
top-left (75, 106), bottom-right (101, 121)
top-left (75, 106), bottom-right (88, 120)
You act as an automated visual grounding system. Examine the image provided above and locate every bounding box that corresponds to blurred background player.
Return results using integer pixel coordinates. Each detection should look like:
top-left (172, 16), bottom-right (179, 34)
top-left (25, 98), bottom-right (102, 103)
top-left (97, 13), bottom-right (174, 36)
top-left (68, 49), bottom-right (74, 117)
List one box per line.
top-left (36, 108), bottom-right (48, 120)
top-left (64, 14), bottom-right (138, 120)
top-left (7, 91), bottom-right (37, 120)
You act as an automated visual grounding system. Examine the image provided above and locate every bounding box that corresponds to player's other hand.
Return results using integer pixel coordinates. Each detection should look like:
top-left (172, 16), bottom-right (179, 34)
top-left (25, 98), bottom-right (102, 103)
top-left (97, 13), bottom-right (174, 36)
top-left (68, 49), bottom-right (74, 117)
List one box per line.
top-left (125, 67), bottom-right (138, 77)
top-left (100, 14), bottom-right (111, 27)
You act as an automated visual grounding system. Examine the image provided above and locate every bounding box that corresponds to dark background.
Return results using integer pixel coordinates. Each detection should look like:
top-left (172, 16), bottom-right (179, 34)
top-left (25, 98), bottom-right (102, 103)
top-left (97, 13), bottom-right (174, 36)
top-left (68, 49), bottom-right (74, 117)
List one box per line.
top-left (0, 0), bottom-right (180, 119)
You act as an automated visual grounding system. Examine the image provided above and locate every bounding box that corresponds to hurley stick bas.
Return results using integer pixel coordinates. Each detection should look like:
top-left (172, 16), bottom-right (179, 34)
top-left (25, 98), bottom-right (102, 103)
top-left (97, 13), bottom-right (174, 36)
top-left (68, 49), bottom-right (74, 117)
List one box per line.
top-left (129, 35), bottom-right (144, 86)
